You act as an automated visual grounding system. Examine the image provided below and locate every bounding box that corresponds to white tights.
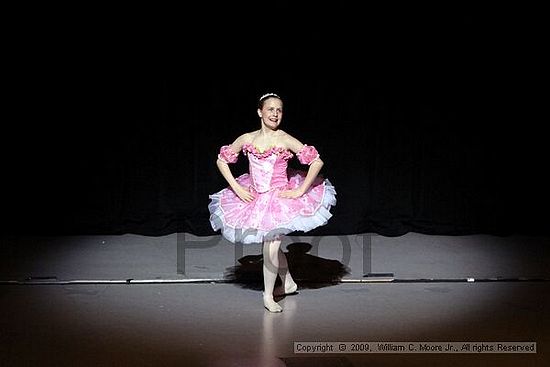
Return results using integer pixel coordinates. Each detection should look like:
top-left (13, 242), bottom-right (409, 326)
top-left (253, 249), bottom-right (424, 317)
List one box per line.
top-left (262, 239), bottom-right (298, 312)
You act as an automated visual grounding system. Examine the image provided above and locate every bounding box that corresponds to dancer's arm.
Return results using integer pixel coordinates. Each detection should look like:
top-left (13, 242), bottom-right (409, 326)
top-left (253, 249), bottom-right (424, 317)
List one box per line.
top-left (280, 134), bottom-right (324, 198)
top-left (216, 133), bottom-right (255, 202)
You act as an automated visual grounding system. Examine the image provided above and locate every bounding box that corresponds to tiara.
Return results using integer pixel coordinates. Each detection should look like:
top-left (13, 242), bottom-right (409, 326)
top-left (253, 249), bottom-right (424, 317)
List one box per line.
top-left (259, 93), bottom-right (280, 101)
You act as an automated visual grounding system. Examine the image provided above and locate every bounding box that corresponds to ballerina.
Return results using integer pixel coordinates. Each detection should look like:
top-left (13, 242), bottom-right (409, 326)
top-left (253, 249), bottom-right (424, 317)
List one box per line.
top-left (208, 92), bottom-right (337, 312)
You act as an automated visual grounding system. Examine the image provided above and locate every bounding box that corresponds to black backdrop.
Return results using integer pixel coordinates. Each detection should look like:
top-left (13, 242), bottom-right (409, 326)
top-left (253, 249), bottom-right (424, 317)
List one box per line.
top-left (2, 5), bottom-right (547, 237)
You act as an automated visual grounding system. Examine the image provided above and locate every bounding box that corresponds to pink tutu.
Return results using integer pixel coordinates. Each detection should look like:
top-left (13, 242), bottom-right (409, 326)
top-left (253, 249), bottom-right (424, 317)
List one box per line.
top-left (209, 143), bottom-right (337, 244)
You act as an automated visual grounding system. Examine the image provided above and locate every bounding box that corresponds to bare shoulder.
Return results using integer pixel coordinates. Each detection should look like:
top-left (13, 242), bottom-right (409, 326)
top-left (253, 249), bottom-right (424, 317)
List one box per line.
top-left (230, 131), bottom-right (255, 151)
top-left (239, 131), bottom-right (256, 143)
top-left (279, 130), bottom-right (304, 153)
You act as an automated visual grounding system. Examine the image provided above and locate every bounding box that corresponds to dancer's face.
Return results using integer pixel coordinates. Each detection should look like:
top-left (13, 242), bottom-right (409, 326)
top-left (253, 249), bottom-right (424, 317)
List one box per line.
top-left (258, 97), bottom-right (283, 130)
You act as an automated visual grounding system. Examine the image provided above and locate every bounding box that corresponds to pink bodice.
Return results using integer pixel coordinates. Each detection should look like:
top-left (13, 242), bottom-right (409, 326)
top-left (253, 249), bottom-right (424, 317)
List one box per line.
top-left (217, 142), bottom-right (321, 194)
top-left (243, 143), bottom-right (293, 193)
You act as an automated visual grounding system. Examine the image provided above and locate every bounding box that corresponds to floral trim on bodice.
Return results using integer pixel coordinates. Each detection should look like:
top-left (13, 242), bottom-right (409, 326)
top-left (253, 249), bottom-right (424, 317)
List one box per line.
top-left (242, 143), bottom-right (294, 160)
top-left (218, 143), bottom-right (320, 164)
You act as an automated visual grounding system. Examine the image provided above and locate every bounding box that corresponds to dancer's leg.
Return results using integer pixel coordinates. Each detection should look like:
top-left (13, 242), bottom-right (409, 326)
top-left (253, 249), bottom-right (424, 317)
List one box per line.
top-left (274, 247), bottom-right (298, 296)
top-left (262, 239), bottom-right (283, 312)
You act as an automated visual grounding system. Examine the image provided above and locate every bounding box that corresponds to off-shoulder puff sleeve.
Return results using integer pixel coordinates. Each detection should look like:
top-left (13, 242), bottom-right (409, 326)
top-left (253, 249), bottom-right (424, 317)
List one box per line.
top-left (296, 144), bottom-right (320, 165)
top-left (218, 145), bottom-right (239, 164)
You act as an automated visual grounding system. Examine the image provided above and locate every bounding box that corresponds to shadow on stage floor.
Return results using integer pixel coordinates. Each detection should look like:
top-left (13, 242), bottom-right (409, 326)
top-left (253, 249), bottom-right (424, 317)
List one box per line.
top-left (225, 242), bottom-right (351, 291)
top-left (0, 232), bottom-right (548, 366)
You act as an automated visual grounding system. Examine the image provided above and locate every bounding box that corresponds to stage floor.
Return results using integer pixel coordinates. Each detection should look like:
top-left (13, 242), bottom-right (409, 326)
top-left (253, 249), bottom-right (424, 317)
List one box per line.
top-left (1, 232), bottom-right (549, 366)
top-left (1, 281), bottom-right (548, 366)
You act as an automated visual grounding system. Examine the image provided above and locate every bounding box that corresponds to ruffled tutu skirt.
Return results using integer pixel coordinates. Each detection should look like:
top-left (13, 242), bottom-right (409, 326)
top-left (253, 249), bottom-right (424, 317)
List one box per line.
top-left (208, 169), bottom-right (336, 244)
